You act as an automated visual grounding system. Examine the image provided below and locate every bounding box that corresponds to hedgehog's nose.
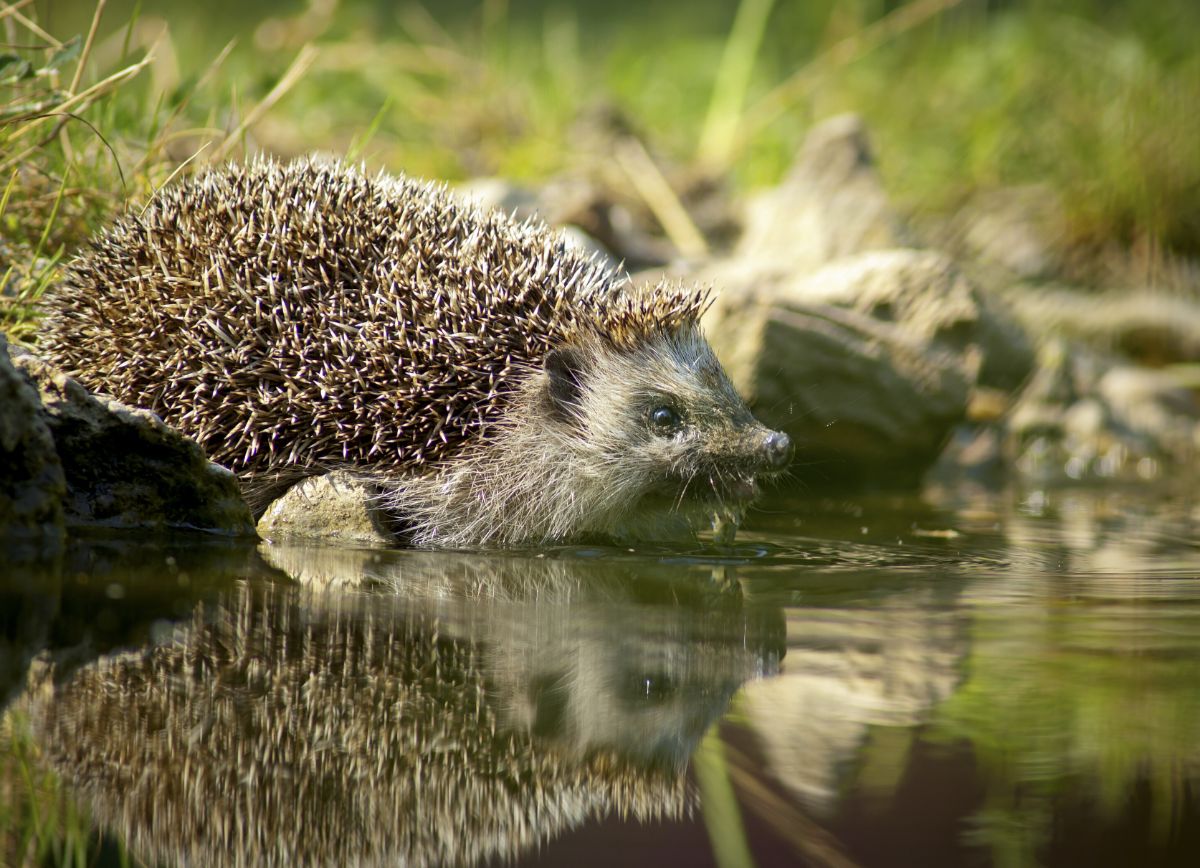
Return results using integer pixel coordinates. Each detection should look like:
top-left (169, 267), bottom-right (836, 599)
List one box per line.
top-left (763, 430), bottom-right (793, 470)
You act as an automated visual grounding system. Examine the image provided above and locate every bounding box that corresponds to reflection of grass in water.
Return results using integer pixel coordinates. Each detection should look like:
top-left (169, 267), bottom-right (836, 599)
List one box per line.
top-left (926, 604), bottom-right (1200, 865)
top-left (694, 727), bottom-right (755, 868)
top-left (0, 709), bottom-right (135, 868)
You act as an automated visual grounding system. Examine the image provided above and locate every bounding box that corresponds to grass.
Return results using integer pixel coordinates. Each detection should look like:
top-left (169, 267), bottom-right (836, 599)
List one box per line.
top-left (1, 709), bottom-right (138, 867)
top-left (831, 4), bottom-right (1200, 262)
top-left (1, 0), bottom-right (1198, 342)
top-left (0, 0), bottom-right (315, 341)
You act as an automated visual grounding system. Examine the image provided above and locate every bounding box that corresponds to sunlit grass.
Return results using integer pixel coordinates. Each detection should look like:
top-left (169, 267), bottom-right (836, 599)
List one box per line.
top-left (832, 6), bottom-right (1200, 260)
top-left (2, 0), bottom-right (1198, 340)
top-left (0, 0), bottom-right (314, 340)
top-left (1, 0), bottom-right (166, 340)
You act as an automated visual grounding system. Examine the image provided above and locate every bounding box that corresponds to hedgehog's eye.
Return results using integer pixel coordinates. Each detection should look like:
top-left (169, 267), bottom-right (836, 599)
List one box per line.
top-left (649, 405), bottom-right (682, 434)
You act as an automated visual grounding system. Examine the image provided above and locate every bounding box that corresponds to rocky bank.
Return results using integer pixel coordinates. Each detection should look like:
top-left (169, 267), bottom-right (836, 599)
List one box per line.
top-left (0, 333), bottom-right (254, 542)
top-left (5, 113), bottom-right (1199, 546)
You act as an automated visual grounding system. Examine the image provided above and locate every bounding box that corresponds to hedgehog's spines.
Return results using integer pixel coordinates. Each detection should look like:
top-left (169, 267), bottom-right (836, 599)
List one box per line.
top-left (42, 156), bottom-right (709, 485)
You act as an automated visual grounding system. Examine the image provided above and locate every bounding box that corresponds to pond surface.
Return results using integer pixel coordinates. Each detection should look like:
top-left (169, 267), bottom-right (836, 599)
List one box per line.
top-left (3, 482), bottom-right (1200, 867)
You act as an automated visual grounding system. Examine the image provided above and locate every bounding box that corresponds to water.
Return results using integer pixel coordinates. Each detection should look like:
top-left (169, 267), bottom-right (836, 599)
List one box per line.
top-left (3, 483), bottom-right (1200, 867)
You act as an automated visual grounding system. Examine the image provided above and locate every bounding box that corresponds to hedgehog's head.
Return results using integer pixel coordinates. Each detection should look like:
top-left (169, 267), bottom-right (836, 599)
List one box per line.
top-left (378, 277), bottom-right (790, 548)
top-left (539, 323), bottom-right (792, 542)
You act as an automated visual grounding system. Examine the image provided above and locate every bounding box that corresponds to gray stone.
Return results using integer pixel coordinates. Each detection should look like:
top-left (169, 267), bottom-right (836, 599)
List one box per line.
top-left (457, 175), bottom-right (669, 270)
top-left (700, 249), bottom-right (1033, 482)
top-left (1098, 366), bottom-right (1199, 426)
top-left (704, 276), bottom-right (969, 483)
top-left (558, 226), bottom-right (613, 265)
top-left (739, 592), bottom-right (966, 811)
top-left (1097, 365), bottom-right (1199, 464)
top-left (1004, 344), bottom-right (1197, 483)
top-left (455, 177), bottom-right (542, 219)
top-left (257, 471), bottom-right (397, 547)
top-left (737, 114), bottom-right (907, 272)
top-left (931, 424), bottom-right (1007, 485)
top-left (1005, 286), bottom-right (1200, 366)
top-left (959, 185), bottom-right (1066, 281)
top-left (0, 334), bottom-right (65, 539)
top-left (11, 351), bottom-right (254, 535)
top-left (777, 249), bottom-right (1034, 391)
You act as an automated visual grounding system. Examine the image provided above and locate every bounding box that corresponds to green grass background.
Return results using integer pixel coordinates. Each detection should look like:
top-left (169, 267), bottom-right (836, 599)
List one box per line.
top-left (4, 0), bottom-right (1199, 339)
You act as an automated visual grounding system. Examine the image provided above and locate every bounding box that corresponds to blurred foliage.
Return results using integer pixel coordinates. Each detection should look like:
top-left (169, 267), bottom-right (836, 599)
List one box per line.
top-left (928, 593), bottom-right (1200, 866)
top-left (2, 0), bottom-right (1198, 331)
top-left (1, 710), bottom-right (137, 867)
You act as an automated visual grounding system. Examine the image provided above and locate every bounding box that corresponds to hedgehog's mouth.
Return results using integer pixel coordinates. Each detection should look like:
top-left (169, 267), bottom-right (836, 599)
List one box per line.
top-left (651, 471), bottom-right (764, 509)
top-left (624, 473), bottom-right (770, 545)
top-left (655, 427), bottom-right (792, 508)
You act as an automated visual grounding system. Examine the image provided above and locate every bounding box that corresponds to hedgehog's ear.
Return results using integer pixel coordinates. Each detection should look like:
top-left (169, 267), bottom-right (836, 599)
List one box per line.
top-left (544, 346), bottom-right (588, 425)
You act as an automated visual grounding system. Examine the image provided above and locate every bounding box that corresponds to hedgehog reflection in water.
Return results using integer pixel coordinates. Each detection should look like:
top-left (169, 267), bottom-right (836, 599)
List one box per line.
top-left (41, 159), bottom-right (792, 547)
top-left (28, 561), bottom-right (784, 868)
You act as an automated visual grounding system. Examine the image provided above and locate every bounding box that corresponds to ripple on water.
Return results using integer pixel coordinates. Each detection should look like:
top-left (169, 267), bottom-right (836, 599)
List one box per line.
top-left (3, 481), bottom-right (1200, 867)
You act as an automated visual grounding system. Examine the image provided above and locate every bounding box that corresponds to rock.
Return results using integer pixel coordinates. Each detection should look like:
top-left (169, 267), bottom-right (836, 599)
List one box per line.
top-left (779, 249), bottom-right (1034, 391)
top-left (683, 114), bottom-right (1037, 485)
top-left (957, 185), bottom-right (1066, 281)
top-left (1004, 343), bottom-right (1198, 483)
top-left (737, 114), bottom-right (907, 271)
top-left (1096, 365), bottom-right (1200, 467)
top-left (257, 471), bottom-right (397, 547)
top-left (739, 592), bottom-right (966, 811)
top-left (931, 424), bottom-right (1007, 485)
top-left (558, 226), bottom-right (613, 264)
top-left (456, 175), bottom-right (667, 270)
top-left (0, 334), bottom-right (66, 540)
top-left (706, 288), bottom-right (969, 483)
top-left (1098, 366), bottom-right (1200, 434)
top-left (455, 177), bottom-right (541, 218)
top-left (700, 250), bottom-right (1033, 483)
top-left (1004, 286), bottom-right (1200, 367)
top-left (11, 350), bottom-right (254, 535)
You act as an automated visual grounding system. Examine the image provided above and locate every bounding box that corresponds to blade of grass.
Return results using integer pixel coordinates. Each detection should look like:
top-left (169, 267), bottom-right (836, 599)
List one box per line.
top-left (0, 168), bottom-right (17, 217)
top-left (118, 0), bottom-right (142, 64)
top-left (210, 42), bottom-right (317, 162)
top-left (67, 0), bottom-right (107, 95)
top-left (137, 35), bottom-right (234, 172)
top-left (1, 51), bottom-right (153, 153)
top-left (697, 0), bottom-right (776, 169)
top-left (739, 0), bottom-right (963, 152)
top-left (723, 738), bottom-right (858, 867)
top-left (0, 169), bottom-right (15, 299)
top-left (145, 140), bottom-right (209, 208)
top-left (31, 164), bottom-right (70, 265)
top-left (693, 728), bottom-right (754, 868)
top-left (29, 111), bottom-right (126, 193)
top-left (6, 5), bottom-right (60, 48)
top-left (616, 136), bottom-right (709, 258)
top-left (0, 0), bottom-right (38, 25)
top-left (345, 96), bottom-right (393, 163)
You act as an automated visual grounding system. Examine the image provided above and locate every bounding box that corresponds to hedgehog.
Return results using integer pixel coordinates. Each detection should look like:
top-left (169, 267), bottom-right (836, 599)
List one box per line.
top-left (39, 158), bottom-right (792, 548)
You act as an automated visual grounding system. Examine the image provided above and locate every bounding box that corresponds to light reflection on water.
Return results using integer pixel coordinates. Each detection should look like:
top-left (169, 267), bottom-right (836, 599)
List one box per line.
top-left (2, 483), bottom-right (1199, 867)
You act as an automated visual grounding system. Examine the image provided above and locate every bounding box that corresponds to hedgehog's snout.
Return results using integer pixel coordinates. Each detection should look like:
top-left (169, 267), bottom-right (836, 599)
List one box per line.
top-left (761, 430), bottom-right (793, 472)
top-left (695, 423), bottom-right (792, 503)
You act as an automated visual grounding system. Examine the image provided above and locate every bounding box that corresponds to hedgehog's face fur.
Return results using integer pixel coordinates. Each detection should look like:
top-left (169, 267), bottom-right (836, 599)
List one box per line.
top-left (540, 328), bottom-right (792, 532)
top-left (385, 322), bottom-right (791, 548)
